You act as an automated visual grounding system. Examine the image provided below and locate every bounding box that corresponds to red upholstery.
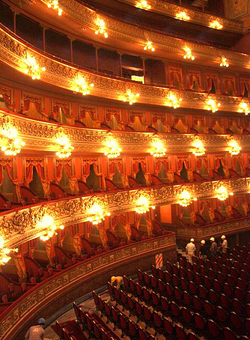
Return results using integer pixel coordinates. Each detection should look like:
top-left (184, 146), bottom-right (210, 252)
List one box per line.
top-left (105, 178), bottom-right (123, 191)
top-left (106, 230), bottom-right (119, 249)
top-left (50, 183), bottom-right (69, 199)
top-left (127, 176), bottom-right (140, 188)
top-left (20, 186), bottom-right (39, 204)
top-left (54, 245), bottom-right (75, 268)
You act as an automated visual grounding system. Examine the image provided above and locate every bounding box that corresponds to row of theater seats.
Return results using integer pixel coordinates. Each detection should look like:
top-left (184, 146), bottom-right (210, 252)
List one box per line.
top-left (0, 225), bottom-right (166, 314)
top-left (0, 166), bottom-right (249, 213)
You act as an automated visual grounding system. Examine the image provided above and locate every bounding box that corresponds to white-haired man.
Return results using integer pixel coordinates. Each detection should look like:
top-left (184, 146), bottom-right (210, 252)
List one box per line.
top-left (186, 238), bottom-right (196, 264)
top-left (210, 237), bottom-right (217, 257)
top-left (25, 318), bottom-right (45, 340)
top-left (221, 235), bottom-right (228, 253)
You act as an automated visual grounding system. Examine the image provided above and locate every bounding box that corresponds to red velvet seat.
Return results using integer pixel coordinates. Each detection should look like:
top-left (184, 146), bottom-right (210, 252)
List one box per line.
top-left (175, 324), bottom-right (188, 340)
top-left (166, 283), bottom-right (174, 296)
top-left (195, 273), bottom-right (202, 285)
top-left (151, 291), bottom-right (160, 307)
top-left (163, 317), bottom-right (175, 336)
top-left (209, 289), bottom-right (219, 304)
top-left (207, 319), bottom-right (221, 337)
top-left (194, 313), bottom-right (206, 330)
top-left (158, 279), bottom-right (166, 293)
top-left (230, 311), bottom-right (243, 330)
top-left (180, 278), bottom-right (188, 290)
top-left (136, 282), bottom-right (143, 297)
top-left (181, 306), bottom-right (193, 323)
top-left (232, 298), bottom-right (244, 315)
top-left (220, 293), bottom-right (231, 309)
top-left (174, 287), bottom-right (182, 301)
top-left (143, 305), bottom-right (152, 322)
top-left (153, 310), bottom-right (163, 329)
top-left (189, 281), bottom-right (198, 295)
top-left (170, 301), bottom-right (181, 317)
top-left (143, 287), bottom-right (151, 301)
top-left (216, 306), bottom-right (228, 323)
top-left (198, 285), bottom-right (208, 299)
top-left (223, 327), bottom-right (238, 340)
top-left (128, 320), bottom-right (138, 338)
top-left (183, 291), bottom-right (192, 306)
top-left (160, 296), bottom-right (170, 313)
top-left (165, 270), bottom-right (172, 283)
top-left (204, 300), bottom-right (215, 317)
top-left (179, 266), bottom-right (186, 278)
top-left (137, 268), bottom-right (144, 283)
top-left (193, 295), bottom-right (203, 312)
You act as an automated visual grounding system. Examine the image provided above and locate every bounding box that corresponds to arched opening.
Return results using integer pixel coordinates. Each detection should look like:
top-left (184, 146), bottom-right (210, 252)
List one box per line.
top-left (136, 163), bottom-right (146, 185)
top-left (59, 167), bottom-right (70, 192)
top-left (86, 164), bottom-right (100, 191)
top-left (0, 167), bottom-right (14, 200)
top-left (112, 165), bottom-right (123, 187)
top-left (180, 162), bottom-right (188, 181)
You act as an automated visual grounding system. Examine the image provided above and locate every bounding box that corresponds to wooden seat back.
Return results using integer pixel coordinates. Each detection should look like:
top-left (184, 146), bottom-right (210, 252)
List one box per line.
top-left (20, 186), bottom-right (39, 204)
top-left (50, 183), bottom-right (68, 199)
top-left (78, 180), bottom-right (93, 194)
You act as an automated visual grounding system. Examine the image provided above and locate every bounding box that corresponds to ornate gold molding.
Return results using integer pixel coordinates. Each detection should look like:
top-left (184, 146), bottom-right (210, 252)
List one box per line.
top-left (1, 111), bottom-right (250, 154)
top-left (1, 177), bottom-right (250, 249)
top-left (0, 26), bottom-right (249, 111)
top-left (116, 0), bottom-right (243, 33)
top-left (0, 233), bottom-right (176, 340)
top-left (175, 217), bottom-right (250, 240)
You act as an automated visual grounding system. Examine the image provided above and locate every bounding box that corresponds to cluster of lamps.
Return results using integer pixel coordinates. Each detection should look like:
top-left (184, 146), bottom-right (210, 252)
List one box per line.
top-left (56, 133), bottom-right (74, 158)
top-left (228, 138), bottom-right (241, 156)
top-left (176, 11), bottom-right (190, 21)
top-left (209, 20), bottom-right (223, 30)
top-left (87, 203), bottom-right (110, 225)
top-left (37, 215), bottom-right (64, 241)
top-left (192, 137), bottom-right (205, 157)
top-left (24, 54), bottom-right (45, 80)
top-left (178, 189), bottom-right (197, 207)
top-left (165, 92), bottom-right (182, 109)
top-left (45, 0), bottom-right (62, 15)
top-left (1, 124), bottom-right (25, 156)
top-left (151, 138), bottom-right (166, 158)
top-left (0, 236), bottom-right (18, 265)
top-left (135, 0), bottom-right (151, 10)
top-left (206, 98), bottom-right (221, 113)
top-left (75, 75), bottom-right (94, 96)
top-left (104, 137), bottom-right (122, 159)
top-left (220, 57), bottom-right (229, 68)
top-left (95, 18), bottom-right (108, 38)
top-left (239, 102), bottom-right (249, 116)
top-left (216, 185), bottom-right (233, 201)
top-left (144, 41), bottom-right (155, 52)
top-left (123, 89), bottom-right (140, 105)
top-left (135, 195), bottom-right (155, 214)
top-left (183, 47), bottom-right (195, 60)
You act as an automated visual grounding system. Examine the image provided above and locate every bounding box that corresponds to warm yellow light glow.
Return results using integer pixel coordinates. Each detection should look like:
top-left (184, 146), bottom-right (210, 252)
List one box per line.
top-left (95, 18), bottom-right (108, 38)
top-left (216, 185), bottom-right (233, 201)
top-left (75, 75), bottom-right (94, 95)
top-left (183, 47), bottom-right (195, 60)
top-left (192, 137), bottom-right (205, 156)
top-left (151, 138), bottom-right (166, 158)
top-left (45, 0), bottom-right (63, 15)
top-left (175, 11), bottom-right (190, 21)
top-left (87, 203), bottom-right (110, 225)
top-left (206, 98), bottom-right (221, 112)
top-left (56, 133), bottom-right (74, 158)
top-left (135, 0), bottom-right (151, 10)
top-left (220, 57), bottom-right (229, 68)
top-left (178, 189), bottom-right (196, 207)
top-left (135, 195), bottom-right (155, 214)
top-left (123, 89), bottom-right (140, 105)
top-left (144, 41), bottom-right (155, 52)
top-left (165, 92), bottom-right (182, 109)
top-left (104, 137), bottom-right (122, 159)
top-left (1, 124), bottom-right (25, 156)
top-left (0, 236), bottom-right (18, 266)
top-left (37, 215), bottom-right (64, 241)
top-left (209, 20), bottom-right (223, 30)
top-left (239, 102), bottom-right (250, 116)
top-left (228, 139), bottom-right (241, 155)
top-left (24, 53), bottom-right (45, 80)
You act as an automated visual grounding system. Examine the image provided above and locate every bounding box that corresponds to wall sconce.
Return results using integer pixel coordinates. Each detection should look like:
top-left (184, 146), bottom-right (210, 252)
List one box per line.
top-left (206, 98), bottom-right (221, 112)
top-left (95, 18), bottom-right (108, 38)
top-left (135, 0), bottom-right (151, 10)
top-left (123, 89), bottom-right (140, 105)
top-left (87, 203), bottom-right (110, 225)
top-left (209, 20), bottom-right (223, 30)
top-left (37, 215), bottom-right (64, 241)
top-left (228, 138), bottom-right (241, 155)
top-left (135, 195), bottom-right (155, 214)
top-left (216, 185), bottom-right (233, 201)
top-left (165, 92), bottom-right (182, 109)
top-left (144, 41), bottom-right (155, 52)
top-left (0, 236), bottom-right (18, 266)
top-left (56, 133), bottom-right (74, 158)
top-left (75, 75), bottom-right (94, 95)
top-left (175, 11), bottom-right (190, 21)
top-left (150, 138), bottom-right (166, 157)
top-left (104, 136), bottom-right (122, 159)
top-left (220, 57), bottom-right (229, 68)
top-left (183, 47), bottom-right (195, 60)
top-left (178, 189), bottom-right (197, 207)
top-left (192, 137), bottom-right (205, 156)
top-left (24, 53), bottom-right (46, 80)
top-left (45, 0), bottom-right (62, 15)
top-left (239, 102), bottom-right (249, 116)
top-left (1, 124), bottom-right (25, 156)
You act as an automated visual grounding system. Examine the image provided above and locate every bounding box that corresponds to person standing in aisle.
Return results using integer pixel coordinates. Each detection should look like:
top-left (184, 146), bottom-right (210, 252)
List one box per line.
top-left (186, 238), bottom-right (196, 264)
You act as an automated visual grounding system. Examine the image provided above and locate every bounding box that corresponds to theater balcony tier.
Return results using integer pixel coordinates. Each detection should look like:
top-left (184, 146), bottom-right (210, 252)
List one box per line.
top-left (5, 0), bottom-right (243, 51)
top-left (2, 110), bottom-right (250, 154)
top-left (1, 176), bottom-right (250, 250)
top-left (1, 27), bottom-right (250, 113)
top-left (0, 233), bottom-right (176, 340)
